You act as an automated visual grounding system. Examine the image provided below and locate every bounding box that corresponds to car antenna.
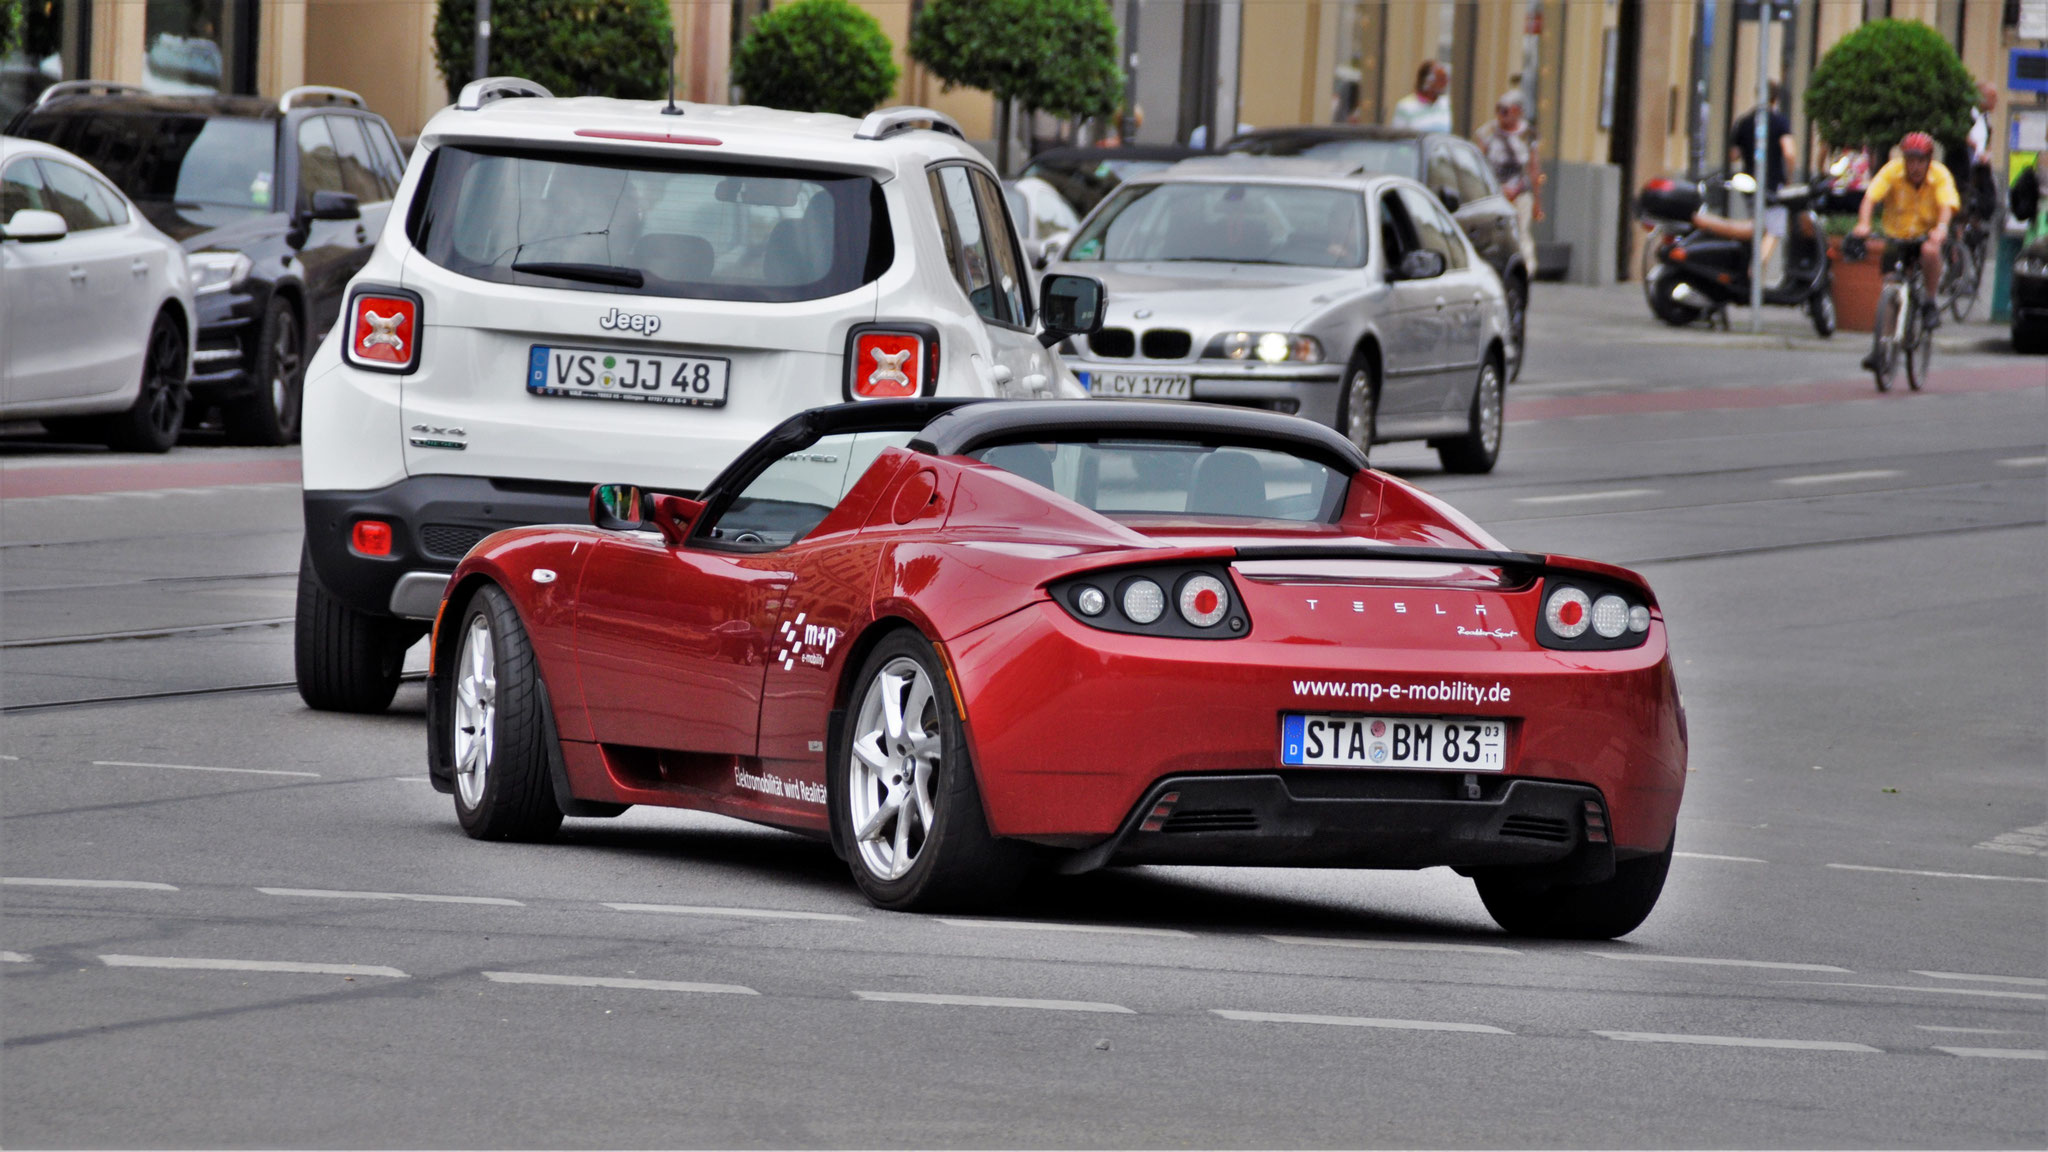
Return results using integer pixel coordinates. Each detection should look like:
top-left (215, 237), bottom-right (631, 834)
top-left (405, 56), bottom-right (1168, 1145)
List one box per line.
top-left (661, 38), bottom-right (682, 116)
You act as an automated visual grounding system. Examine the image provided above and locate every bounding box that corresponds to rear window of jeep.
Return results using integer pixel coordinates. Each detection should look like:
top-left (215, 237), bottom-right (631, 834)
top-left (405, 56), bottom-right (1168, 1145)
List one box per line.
top-left (409, 146), bottom-right (892, 303)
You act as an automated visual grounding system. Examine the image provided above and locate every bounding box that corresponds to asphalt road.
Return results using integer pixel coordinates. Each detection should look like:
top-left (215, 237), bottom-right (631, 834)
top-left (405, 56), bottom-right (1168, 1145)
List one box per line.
top-left (3, 290), bottom-right (2043, 1148)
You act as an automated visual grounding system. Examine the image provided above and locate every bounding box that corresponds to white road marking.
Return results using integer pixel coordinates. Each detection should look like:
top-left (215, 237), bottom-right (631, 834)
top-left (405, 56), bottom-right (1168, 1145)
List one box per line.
top-left (937, 918), bottom-right (1192, 938)
top-left (1513, 487), bottom-right (1661, 506)
top-left (1935, 1047), bottom-right (2047, 1060)
top-left (1973, 823), bottom-right (2048, 857)
top-left (4, 877), bottom-right (178, 891)
top-left (604, 902), bottom-right (858, 922)
top-left (853, 990), bottom-right (1133, 1014)
top-left (1996, 456), bottom-right (2047, 467)
top-left (92, 759), bottom-right (320, 778)
top-left (1, 754), bottom-right (17, 760)
top-left (2, 951), bottom-right (31, 963)
top-left (1910, 971), bottom-right (2047, 987)
top-left (1595, 1031), bottom-right (1879, 1053)
top-left (483, 971), bottom-right (756, 995)
top-left (1773, 469), bottom-right (1903, 486)
top-left (258, 887), bottom-right (523, 907)
top-left (1827, 863), bottom-right (2046, 884)
top-left (1915, 1025), bottom-right (2019, 1034)
top-left (1674, 851), bottom-right (1768, 863)
top-left (1590, 952), bottom-right (1849, 973)
top-left (1265, 935), bottom-right (1520, 956)
top-left (1214, 1009), bottom-right (1510, 1034)
top-left (100, 954), bottom-right (406, 978)
top-left (1779, 981), bottom-right (2046, 1001)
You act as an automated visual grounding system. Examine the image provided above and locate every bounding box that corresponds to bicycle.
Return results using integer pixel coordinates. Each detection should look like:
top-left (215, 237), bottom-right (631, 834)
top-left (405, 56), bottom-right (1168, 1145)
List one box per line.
top-left (1847, 233), bottom-right (1932, 392)
top-left (1936, 207), bottom-right (1995, 322)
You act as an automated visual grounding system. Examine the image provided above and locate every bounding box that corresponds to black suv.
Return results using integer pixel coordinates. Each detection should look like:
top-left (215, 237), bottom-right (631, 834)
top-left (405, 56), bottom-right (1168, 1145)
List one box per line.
top-left (1225, 126), bottom-right (1530, 379)
top-left (8, 82), bottom-right (405, 443)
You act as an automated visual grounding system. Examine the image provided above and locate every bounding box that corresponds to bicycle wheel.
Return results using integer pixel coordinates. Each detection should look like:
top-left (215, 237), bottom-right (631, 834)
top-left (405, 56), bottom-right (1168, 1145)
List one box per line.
top-left (1868, 283), bottom-right (1900, 392)
top-left (1905, 291), bottom-right (1933, 391)
top-left (1944, 236), bottom-right (1985, 322)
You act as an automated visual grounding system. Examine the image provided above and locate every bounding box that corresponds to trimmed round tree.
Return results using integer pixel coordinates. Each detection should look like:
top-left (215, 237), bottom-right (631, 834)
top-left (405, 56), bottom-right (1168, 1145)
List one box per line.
top-left (433, 0), bottom-right (674, 102)
top-left (732, 0), bottom-right (898, 118)
top-left (1805, 18), bottom-right (1977, 162)
top-left (910, 0), bottom-right (1121, 172)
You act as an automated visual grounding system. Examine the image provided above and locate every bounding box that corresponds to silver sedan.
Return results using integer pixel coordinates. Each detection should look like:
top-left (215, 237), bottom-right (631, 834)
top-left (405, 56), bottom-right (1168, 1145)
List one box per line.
top-left (1049, 158), bottom-right (1511, 473)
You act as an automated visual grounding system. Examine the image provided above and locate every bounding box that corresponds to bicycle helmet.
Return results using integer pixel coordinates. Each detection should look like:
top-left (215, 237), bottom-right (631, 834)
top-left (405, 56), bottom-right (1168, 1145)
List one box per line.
top-left (1899, 132), bottom-right (1936, 157)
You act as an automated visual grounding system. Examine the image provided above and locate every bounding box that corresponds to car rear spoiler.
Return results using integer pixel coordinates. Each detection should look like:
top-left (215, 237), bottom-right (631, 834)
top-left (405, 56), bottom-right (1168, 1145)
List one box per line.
top-left (1229, 542), bottom-right (1655, 602)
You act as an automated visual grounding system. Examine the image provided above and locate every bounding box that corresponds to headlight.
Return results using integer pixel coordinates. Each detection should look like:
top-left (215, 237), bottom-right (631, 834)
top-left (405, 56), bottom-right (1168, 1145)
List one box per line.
top-left (188, 251), bottom-right (252, 295)
top-left (1207, 332), bottom-right (1323, 363)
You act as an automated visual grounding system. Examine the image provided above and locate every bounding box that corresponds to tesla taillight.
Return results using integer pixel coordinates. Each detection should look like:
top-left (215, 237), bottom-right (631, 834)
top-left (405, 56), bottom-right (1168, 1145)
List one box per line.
top-left (1539, 580), bottom-right (1652, 650)
top-left (846, 324), bottom-right (937, 400)
top-left (1177, 574), bottom-right (1228, 628)
top-left (1051, 566), bottom-right (1249, 639)
top-left (344, 286), bottom-right (422, 373)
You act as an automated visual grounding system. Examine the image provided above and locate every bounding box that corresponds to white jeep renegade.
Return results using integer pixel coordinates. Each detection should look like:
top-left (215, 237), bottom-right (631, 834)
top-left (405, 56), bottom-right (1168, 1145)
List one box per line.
top-left (296, 77), bottom-right (1107, 712)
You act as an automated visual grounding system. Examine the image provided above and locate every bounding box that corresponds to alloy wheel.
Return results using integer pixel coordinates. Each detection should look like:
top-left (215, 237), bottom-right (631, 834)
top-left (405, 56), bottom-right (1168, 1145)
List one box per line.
top-left (1476, 362), bottom-right (1503, 456)
top-left (270, 312), bottom-right (303, 434)
top-left (1344, 364), bottom-right (1376, 450)
top-left (848, 656), bottom-right (942, 881)
top-left (452, 613), bottom-right (497, 809)
top-left (143, 322), bottom-right (186, 439)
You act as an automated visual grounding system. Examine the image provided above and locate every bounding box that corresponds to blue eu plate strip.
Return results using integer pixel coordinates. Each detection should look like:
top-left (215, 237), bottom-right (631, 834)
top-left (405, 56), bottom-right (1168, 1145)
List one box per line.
top-left (1280, 713), bottom-right (1305, 765)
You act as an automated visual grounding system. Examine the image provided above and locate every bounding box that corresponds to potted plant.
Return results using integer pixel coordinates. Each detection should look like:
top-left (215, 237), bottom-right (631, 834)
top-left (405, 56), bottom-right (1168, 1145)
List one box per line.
top-left (1804, 19), bottom-right (1977, 331)
top-left (732, 0), bottom-right (898, 117)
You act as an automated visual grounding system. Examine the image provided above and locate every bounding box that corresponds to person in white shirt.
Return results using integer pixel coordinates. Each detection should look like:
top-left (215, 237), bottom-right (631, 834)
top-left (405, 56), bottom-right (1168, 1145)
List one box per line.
top-left (1390, 61), bottom-right (1452, 134)
top-left (1965, 82), bottom-right (1998, 223)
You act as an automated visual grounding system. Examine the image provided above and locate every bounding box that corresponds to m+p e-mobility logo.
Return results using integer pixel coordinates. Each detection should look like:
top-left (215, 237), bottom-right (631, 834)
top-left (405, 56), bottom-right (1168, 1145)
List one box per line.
top-left (777, 611), bottom-right (842, 671)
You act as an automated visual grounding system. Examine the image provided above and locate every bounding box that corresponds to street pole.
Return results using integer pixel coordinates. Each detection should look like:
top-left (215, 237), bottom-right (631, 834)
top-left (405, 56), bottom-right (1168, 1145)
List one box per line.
top-left (1749, 0), bottom-right (1771, 333)
top-left (473, 0), bottom-right (491, 83)
top-left (1121, 0), bottom-right (1140, 143)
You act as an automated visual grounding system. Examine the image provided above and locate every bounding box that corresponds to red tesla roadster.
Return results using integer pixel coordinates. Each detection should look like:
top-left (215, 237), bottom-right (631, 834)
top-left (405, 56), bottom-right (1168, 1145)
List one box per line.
top-left (425, 399), bottom-right (1686, 937)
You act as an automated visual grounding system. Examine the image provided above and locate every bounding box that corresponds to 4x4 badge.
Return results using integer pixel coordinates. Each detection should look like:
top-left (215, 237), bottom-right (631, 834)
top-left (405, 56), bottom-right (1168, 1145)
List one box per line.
top-left (598, 307), bottom-right (661, 337)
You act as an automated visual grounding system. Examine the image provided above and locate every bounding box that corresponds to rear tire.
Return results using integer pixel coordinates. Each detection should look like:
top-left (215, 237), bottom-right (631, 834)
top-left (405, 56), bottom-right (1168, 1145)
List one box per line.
top-left (100, 311), bottom-right (188, 453)
top-left (448, 584), bottom-right (564, 842)
top-left (224, 297), bottom-right (304, 445)
top-left (1436, 357), bottom-right (1504, 474)
top-left (294, 547), bottom-right (413, 713)
top-left (1806, 280), bottom-right (1836, 338)
top-left (1475, 840), bottom-right (1674, 939)
top-left (831, 630), bottom-right (1028, 911)
top-left (1869, 284), bottom-right (1900, 393)
top-left (1646, 267), bottom-right (1703, 327)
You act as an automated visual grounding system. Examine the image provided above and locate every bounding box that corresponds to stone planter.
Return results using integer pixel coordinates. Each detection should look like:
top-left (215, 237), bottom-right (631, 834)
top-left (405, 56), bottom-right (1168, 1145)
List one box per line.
top-left (1829, 236), bottom-right (1884, 332)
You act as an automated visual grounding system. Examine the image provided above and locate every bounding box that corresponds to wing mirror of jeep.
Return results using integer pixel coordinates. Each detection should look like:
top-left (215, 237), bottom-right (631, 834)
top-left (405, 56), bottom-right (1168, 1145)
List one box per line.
top-left (2, 209), bottom-right (68, 243)
top-left (305, 190), bottom-right (360, 221)
top-left (1037, 273), bottom-right (1105, 347)
top-left (591, 484), bottom-right (644, 530)
top-left (1395, 249), bottom-right (1446, 281)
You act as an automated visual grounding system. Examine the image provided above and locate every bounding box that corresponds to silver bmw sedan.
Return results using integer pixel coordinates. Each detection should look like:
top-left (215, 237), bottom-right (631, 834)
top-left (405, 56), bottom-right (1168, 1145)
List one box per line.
top-left (1048, 157), bottom-right (1512, 473)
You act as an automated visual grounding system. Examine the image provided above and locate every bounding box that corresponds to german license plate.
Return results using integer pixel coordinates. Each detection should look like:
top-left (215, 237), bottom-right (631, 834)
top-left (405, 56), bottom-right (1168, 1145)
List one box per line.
top-left (1079, 371), bottom-right (1191, 399)
top-left (1281, 714), bottom-right (1506, 770)
top-left (528, 344), bottom-right (729, 407)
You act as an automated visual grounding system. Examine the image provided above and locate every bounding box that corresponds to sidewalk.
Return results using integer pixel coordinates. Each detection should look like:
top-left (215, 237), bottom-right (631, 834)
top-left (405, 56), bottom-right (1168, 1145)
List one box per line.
top-left (1525, 279), bottom-right (2015, 356)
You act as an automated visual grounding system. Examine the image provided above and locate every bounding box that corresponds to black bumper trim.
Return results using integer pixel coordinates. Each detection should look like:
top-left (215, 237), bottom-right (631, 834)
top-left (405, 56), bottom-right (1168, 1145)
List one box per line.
top-left (1059, 770), bottom-right (1614, 878)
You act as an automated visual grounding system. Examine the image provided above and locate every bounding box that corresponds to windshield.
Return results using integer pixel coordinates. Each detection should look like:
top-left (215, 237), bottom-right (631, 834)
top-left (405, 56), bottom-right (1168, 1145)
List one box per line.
top-left (1231, 137), bottom-right (1422, 182)
top-left (1064, 182), bottom-right (1367, 267)
top-left (968, 439), bottom-right (1349, 522)
top-left (412, 146), bottom-right (890, 303)
top-left (16, 112), bottom-right (276, 210)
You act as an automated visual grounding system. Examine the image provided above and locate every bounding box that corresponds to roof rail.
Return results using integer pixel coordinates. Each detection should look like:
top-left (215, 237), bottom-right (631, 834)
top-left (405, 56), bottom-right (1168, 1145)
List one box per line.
top-left (32, 80), bottom-right (149, 109)
top-left (854, 106), bottom-right (964, 142)
top-left (279, 85), bottom-right (366, 113)
top-left (456, 76), bottom-right (553, 111)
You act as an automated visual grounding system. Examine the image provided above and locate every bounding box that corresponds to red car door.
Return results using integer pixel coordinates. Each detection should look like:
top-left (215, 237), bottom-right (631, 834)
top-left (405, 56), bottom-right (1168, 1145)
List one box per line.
top-left (572, 536), bottom-right (793, 755)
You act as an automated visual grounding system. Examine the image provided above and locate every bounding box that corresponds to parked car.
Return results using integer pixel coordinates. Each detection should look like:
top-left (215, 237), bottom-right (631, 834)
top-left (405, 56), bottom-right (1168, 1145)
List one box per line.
top-left (2011, 235), bottom-right (2047, 354)
top-left (1224, 126), bottom-right (1530, 379)
top-left (1017, 143), bottom-right (1204, 218)
top-left (2, 135), bottom-right (195, 452)
top-left (1050, 156), bottom-right (1511, 473)
top-left (429, 397), bottom-right (1686, 937)
top-left (289, 79), bottom-right (1106, 714)
top-left (8, 81), bottom-right (408, 444)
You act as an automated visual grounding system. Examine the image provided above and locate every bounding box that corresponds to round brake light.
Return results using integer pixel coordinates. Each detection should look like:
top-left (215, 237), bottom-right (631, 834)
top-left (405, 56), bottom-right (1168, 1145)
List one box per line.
top-left (1122, 579), bottom-right (1166, 624)
top-left (1545, 586), bottom-right (1591, 638)
top-left (1591, 594), bottom-right (1630, 638)
top-left (1177, 574), bottom-right (1228, 628)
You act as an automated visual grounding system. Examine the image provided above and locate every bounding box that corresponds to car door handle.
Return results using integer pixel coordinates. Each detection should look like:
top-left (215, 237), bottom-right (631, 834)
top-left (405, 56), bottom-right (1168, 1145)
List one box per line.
top-left (355, 225), bottom-right (367, 243)
top-left (1020, 373), bottom-right (1048, 393)
top-left (69, 267), bottom-right (87, 284)
top-left (990, 364), bottom-right (1014, 385)
top-left (131, 259), bottom-right (150, 277)
top-left (1434, 296), bottom-right (1446, 310)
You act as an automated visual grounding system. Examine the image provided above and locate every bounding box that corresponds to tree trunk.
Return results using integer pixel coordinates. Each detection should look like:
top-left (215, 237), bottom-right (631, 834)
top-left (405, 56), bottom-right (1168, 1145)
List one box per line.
top-left (996, 98), bottom-right (1013, 176)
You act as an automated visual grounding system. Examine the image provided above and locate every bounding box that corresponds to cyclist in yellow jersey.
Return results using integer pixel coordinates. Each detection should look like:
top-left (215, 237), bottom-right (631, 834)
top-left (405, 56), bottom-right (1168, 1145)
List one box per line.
top-left (1851, 132), bottom-right (1959, 330)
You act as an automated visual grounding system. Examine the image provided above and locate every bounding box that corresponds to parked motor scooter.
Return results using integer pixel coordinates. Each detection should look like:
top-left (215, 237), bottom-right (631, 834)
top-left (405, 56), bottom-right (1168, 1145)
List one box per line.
top-left (1636, 172), bottom-right (1836, 337)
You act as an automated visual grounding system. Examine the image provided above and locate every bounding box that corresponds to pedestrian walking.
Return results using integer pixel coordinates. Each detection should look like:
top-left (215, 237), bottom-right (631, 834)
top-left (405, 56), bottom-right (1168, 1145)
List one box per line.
top-left (1728, 81), bottom-right (1796, 270)
top-left (1474, 89), bottom-right (1542, 275)
top-left (1390, 60), bottom-right (1452, 134)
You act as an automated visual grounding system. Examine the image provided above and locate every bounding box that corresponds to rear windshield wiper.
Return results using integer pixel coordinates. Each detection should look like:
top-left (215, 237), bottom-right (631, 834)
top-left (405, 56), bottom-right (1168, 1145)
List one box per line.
top-left (510, 261), bottom-right (645, 289)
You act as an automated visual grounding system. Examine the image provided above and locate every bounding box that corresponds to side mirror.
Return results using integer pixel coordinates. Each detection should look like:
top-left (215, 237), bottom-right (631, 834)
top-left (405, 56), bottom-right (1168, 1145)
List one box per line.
top-left (1434, 185), bottom-right (1461, 213)
top-left (1395, 249), bottom-right (1446, 281)
top-left (648, 493), bottom-right (705, 547)
top-left (3, 209), bottom-right (68, 243)
top-left (591, 483), bottom-right (644, 530)
top-left (1037, 272), bottom-right (1105, 347)
top-left (305, 190), bottom-right (360, 221)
